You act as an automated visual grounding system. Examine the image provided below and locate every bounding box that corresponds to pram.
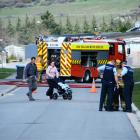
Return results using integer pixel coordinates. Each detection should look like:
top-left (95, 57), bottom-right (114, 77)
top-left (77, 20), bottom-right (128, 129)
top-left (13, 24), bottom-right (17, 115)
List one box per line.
top-left (46, 78), bottom-right (72, 100)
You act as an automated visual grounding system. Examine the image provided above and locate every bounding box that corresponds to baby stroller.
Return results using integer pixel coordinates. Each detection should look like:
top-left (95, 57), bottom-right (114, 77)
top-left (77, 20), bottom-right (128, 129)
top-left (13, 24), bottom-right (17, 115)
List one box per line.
top-left (47, 78), bottom-right (72, 100)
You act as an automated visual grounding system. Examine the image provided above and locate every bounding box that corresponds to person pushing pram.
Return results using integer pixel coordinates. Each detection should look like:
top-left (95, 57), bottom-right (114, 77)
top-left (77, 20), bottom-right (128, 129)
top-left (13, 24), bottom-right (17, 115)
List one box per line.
top-left (46, 61), bottom-right (72, 100)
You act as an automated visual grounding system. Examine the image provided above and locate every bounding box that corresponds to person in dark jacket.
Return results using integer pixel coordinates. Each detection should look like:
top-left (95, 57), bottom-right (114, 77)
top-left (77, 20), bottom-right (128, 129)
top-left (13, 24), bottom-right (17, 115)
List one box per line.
top-left (98, 60), bottom-right (118, 111)
top-left (24, 57), bottom-right (38, 101)
top-left (121, 61), bottom-right (134, 112)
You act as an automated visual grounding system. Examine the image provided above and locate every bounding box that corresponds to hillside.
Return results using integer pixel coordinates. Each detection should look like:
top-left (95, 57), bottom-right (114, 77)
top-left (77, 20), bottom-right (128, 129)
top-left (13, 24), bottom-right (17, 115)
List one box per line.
top-left (0, 0), bottom-right (140, 26)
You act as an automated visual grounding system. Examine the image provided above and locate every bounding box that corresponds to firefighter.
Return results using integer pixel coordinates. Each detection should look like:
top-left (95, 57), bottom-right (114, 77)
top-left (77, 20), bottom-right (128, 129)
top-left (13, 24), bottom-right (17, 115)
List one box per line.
top-left (98, 60), bottom-right (118, 111)
top-left (113, 59), bottom-right (125, 111)
top-left (36, 56), bottom-right (43, 82)
top-left (121, 61), bottom-right (134, 112)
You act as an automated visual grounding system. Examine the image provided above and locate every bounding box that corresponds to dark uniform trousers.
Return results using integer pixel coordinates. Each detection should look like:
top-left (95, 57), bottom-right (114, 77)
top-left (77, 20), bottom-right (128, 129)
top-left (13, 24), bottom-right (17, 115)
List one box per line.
top-left (99, 81), bottom-right (115, 110)
top-left (123, 82), bottom-right (134, 111)
top-left (123, 66), bottom-right (134, 112)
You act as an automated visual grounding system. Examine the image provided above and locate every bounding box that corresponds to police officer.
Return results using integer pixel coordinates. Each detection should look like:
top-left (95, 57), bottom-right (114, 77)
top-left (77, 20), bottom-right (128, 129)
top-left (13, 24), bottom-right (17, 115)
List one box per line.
top-left (98, 60), bottom-right (118, 111)
top-left (113, 59), bottom-right (125, 111)
top-left (24, 57), bottom-right (38, 101)
top-left (121, 61), bottom-right (134, 112)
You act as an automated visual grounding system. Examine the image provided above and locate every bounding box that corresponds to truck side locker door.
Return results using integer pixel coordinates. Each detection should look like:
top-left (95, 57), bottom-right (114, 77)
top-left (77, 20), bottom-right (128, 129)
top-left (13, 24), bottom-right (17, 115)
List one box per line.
top-left (108, 43), bottom-right (115, 60)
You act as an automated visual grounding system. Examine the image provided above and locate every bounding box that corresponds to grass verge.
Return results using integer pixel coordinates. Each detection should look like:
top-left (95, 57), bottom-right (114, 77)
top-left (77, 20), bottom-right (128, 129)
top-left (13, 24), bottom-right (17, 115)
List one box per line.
top-left (134, 68), bottom-right (140, 82)
top-left (0, 68), bottom-right (16, 79)
top-left (133, 84), bottom-right (140, 109)
top-left (133, 68), bottom-right (140, 109)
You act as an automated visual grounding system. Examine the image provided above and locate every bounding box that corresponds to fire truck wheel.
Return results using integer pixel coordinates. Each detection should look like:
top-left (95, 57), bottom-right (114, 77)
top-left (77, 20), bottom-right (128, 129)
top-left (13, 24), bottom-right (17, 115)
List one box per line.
top-left (83, 71), bottom-right (91, 83)
top-left (53, 93), bottom-right (58, 100)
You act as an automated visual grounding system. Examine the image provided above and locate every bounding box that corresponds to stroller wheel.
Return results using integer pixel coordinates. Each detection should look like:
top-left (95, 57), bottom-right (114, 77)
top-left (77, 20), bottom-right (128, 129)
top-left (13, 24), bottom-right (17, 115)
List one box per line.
top-left (49, 95), bottom-right (53, 100)
top-left (63, 93), bottom-right (67, 100)
top-left (53, 93), bottom-right (58, 100)
top-left (67, 93), bottom-right (72, 100)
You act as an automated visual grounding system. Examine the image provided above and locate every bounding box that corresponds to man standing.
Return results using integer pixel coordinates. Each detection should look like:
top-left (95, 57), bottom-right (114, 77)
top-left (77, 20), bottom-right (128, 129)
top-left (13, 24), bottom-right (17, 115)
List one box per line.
top-left (121, 61), bottom-right (134, 112)
top-left (24, 57), bottom-right (38, 101)
top-left (98, 60), bottom-right (118, 111)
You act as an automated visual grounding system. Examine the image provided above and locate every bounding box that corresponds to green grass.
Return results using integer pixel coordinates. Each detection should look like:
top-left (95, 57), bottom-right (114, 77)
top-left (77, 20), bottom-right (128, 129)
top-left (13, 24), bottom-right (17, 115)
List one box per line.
top-left (134, 68), bottom-right (140, 82)
top-left (0, 68), bottom-right (16, 79)
top-left (133, 84), bottom-right (140, 109)
top-left (0, 0), bottom-right (140, 26)
top-left (133, 68), bottom-right (140, 109)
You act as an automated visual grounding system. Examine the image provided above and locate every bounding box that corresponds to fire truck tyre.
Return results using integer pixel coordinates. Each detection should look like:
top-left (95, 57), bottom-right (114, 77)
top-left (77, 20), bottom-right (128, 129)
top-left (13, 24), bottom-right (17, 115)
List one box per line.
top-left (63, 93), bottom-right (68, 100)
top-left (53, 93), bottom-right (58, 100)
top-left (67, 93), bottom-right (72, 100)
top-left (83, 71), bottom-right (91, 83)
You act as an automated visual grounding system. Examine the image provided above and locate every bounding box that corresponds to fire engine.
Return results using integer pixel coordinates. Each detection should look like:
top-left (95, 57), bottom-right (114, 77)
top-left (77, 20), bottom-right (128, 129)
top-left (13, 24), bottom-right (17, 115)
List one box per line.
top-left (36, 36), bottom-right (128, 83)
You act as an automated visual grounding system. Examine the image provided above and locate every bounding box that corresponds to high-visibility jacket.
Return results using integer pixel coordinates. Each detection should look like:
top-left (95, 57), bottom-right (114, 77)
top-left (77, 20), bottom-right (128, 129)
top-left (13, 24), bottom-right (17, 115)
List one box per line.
top-left (117, 68), bottom-right (124, 87)
top-left (36, 57), bottom-right (43, 71)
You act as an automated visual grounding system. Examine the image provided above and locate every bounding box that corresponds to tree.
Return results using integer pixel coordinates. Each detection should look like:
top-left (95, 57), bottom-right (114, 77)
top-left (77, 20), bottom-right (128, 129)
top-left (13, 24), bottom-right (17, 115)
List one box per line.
top-left (91, 15), bottom-right (97, 32)
top-left (41, 10), bottom-right (60, 34)
top-left (0, 18), bottom-right (3, 38)
top-left (83, 16), bottom-right (90, 33)
top-left (25, 14), bottom-right (30, 28)
top-left (18, 26), bottom-right (32, 45)
top-left (115, 18), bottom-right (132, 32)
top-left (64, 16), bottom-right (73, 34)
top-left (74, 20), bottom-right (81, 34)
top-left (108, 15), bottom-right (116, 32)
top-left (58, 19), bottom-right (63, 35)
top-left (16, 17), bottom-right (21, 32)
top-left (7, 18), bottom-right (15, 37)
top-left (100, 16), bottom-right (108, 32)
top-left (41, 10), bottom-right (55, 30)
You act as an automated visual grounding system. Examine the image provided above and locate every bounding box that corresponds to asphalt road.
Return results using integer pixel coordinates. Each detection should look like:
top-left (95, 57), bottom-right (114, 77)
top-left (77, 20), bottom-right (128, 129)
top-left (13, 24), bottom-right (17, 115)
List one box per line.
top-left (0, 87), bottom-right (139, 140)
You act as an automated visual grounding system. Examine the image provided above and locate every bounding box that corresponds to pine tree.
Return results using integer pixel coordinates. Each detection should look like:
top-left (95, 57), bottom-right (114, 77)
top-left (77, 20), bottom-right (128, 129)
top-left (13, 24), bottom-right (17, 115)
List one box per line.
top-left (25, 14), bottom-right (30, 28)
top-left (74, 20), bottom-right (81, 34)
top-left (125, 18), bottom-right (132, 31)
top-left (18, 26), bottom-right (32, 45)
top-left (41, 10), bottom-right (56, 30)
top-left (0, 18), bottom-right (2, 35)
top-left (108, 15), bottom-right (116, 32)
top-left (31, 17), bottom-right (36, 29)
top-left (7, 18), bottom-right (15, 37)
top-left (100, 16), bottom-right (108, 32)
top-left (58, 19), bottom-right (63, 35)
top-left (83, 16), bottom-right (90, 33)
top-left (91, 15), bottom-right (97, 32)
top-left (41, 10), bottom-right (60, 34)
top-left (64, 16), bottom-right (73, 34)
top-left (16, 17), bottom-right (21, 32)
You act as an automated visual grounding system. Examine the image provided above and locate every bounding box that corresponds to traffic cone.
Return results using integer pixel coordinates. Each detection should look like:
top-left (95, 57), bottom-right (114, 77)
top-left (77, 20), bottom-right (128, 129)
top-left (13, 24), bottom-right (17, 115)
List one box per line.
top-left (90, 78), bottom-right (97, 93)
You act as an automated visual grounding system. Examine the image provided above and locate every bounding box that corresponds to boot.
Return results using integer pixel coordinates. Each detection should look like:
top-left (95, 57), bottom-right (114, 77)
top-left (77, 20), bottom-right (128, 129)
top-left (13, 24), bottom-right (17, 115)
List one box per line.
top-left (26, 93), bottom-right (35, 101)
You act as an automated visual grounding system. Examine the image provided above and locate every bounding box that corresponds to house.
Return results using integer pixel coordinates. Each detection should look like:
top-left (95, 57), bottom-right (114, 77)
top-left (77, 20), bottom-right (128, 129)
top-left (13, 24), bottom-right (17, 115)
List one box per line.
top-left (5, 45), bottom-right (25, 61)
top-left (0, 46), bottom-right (7, 67)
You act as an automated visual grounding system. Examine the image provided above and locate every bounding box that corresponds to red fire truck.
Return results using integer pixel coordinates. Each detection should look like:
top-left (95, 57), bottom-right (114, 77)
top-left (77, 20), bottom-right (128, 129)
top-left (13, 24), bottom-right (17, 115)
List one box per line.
top-left (36, 37), bottom-right (128, 83)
